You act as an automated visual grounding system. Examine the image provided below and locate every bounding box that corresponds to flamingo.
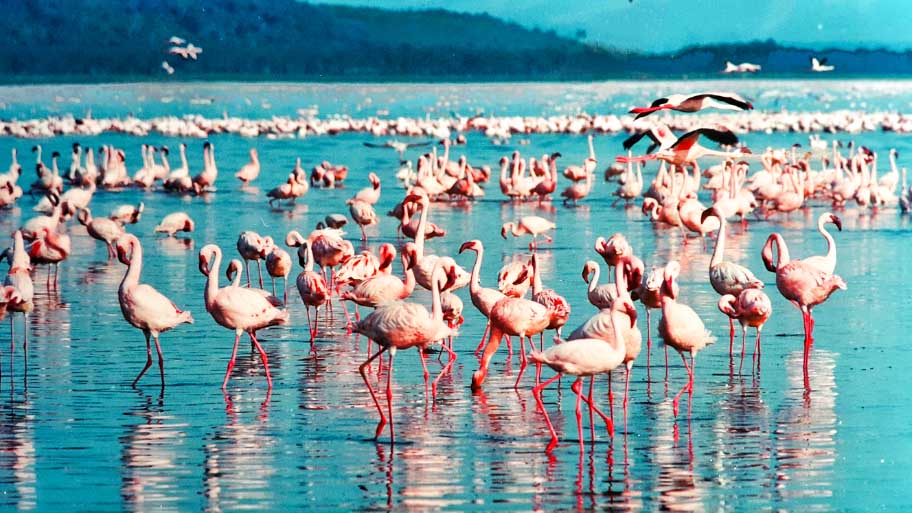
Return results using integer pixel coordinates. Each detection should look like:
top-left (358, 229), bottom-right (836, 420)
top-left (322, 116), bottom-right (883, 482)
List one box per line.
top-left (2, 231), bottom-right (34, 350)
top-left (27, 227), bottom-right (70, 289)
top-left (459, 240), bottom-right (508, 357)
top-left (718, 290), bottom-right (772, 372)
top-left (114, 234), bottom-right (193, 388)
top-left (560, 166), bottom-right (593, 205)
top-left (234, 149), bottom-right (260, 184)
top-left (497, 260), bottom-right (532, 298)
top-left (236, 231), bottom-right (272, 288)
top-left (700, 207), bottom-right (764, 354)
top-left (582, 260), bottom-right (617, 310)
top-left (265, 245), bottom-right (292, 303)
top-left (617, 128), bottom-right (744, 167)
top-left (353, 172), bottom-right (381, 205)
top-left (658, 261), bottom-right (715, 416)
top-left (529, 252), bottom-right (571, 346)
top-left (353, 261), bottom-right (457, 441)
top-left (153, 212), bottom-right (195, 237)
top-left (530, 293), bottom-right (637, 452)
top-left (110, 202), bottom-right (144, 225)
top-left (77, 207), bottom-right (124, 259)
top-left (198, 244), bottom-right (289, 390)
top-left (501, 216), bottom-right (556, 251)
top-left (340, 243), bottom-right (417, 309)
top-left (629, 92), bottom-right (753, 119)
top-left (761, 233), bottom-right (846, 379)
top-left (406, 194), bottom-right (470, 291)
top-left (347, 199), bottom-right (379, 242)
top-left (290, 239), bottom-right (329, 342)
top-left (633, 265), bottom-right (669, 372)
top-left (802, 212), bottom-right (842, 274)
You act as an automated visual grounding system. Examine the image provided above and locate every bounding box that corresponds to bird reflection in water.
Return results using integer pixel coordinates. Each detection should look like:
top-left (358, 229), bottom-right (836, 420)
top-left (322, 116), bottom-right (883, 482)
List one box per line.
top-left (155, 236), bottom-right (194, 256)
top-left (0, 399), bottom-right (36, 511)
top-left (203, 390), bottom-right (275, 512)
top-left (772, 350), bottom-right (837, 510)
top-left (119, 390), bottom-right (188, 513)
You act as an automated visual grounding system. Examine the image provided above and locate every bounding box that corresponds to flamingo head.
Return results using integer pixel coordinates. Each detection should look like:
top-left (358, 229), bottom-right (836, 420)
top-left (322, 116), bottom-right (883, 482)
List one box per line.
top-left (184, 219), bottom-right (195, 232)
top-left (512, 265), bottom-right (530, 286)
top-left (259, 236), bottom-right (274, 257)
top-left (198, 245), bottom-right (219, 276)
top-left (0, 286), bottom-right (21, 305)
top-left (403, 243), bottom-right (418, 270)
top-left (458, 240), bottom-right (479, 254)
top-left (499, 156), bottom-right (508, 166)
top-left (378, 243), bottom-right (396, 268)
top-left (717, 294), bottom-right (738, 318)
top-left (662, 261), bottom-right (680, 300)
top-left (442, 264), bottom-right (459, 291)
top-left (761, 235), bottom-right (778, 272)
top-left (403, 193), bottom-right (425, 205)
top-left (52, 151), bottom-right (60, 159)
top-left (826, 213), bottom-right (842, 231)
top-left (368, 173), bottom-right (380, 189)
top-left (115, 237), bottom-right (132, 266)
top-left (500, 223), bottom-right (512, 239)
top-left (226, 260), bottom-right (241, 282)
top-left (581, 261), bottom-right (596, 283)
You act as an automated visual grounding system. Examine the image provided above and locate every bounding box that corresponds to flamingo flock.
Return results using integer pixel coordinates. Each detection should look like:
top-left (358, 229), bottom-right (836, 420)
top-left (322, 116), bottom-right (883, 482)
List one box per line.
top-left (0, 87), bottom-right (874, 456)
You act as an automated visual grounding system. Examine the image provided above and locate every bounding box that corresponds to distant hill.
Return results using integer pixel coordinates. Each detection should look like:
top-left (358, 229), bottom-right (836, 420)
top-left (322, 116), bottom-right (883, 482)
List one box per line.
top-left (1, 0), bottom-right (911, 82)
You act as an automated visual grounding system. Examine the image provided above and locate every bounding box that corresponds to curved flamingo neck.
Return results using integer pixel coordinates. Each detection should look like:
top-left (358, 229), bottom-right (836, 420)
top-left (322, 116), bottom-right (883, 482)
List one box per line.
top-left (768, 233), bottom-right (791, 269)
top-left (710, 214), bottom-right (727, 269)
top-left (587, 264), bottom-right (600, 297)
top-left (122, 237), bottom-right (143, 288)
top-left (401, 253), bottom-right (416, 298)
top-left (531, 255), bottom-right (541, 295)
top-left (180, 146), bottom-right (188, 170)
top-left (468, 246), bottom-right (483, 294)
top-left (414, 200), bottom-right (430, 258)
top-left (430, 266), bottom-right (443, 321)
top-left (304, 241), bottom-right (316, 273)
top-left (818, 217), bottom-right (837, 268)
top-left (205, 247), bottom-right (222, 309)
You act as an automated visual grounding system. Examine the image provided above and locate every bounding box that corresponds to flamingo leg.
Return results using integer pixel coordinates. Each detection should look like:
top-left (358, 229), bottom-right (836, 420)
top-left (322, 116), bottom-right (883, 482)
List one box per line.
top-left (132, 331), bottom-right (153, 388)
top-left (586, 377), bottom-right (595, 443)
top-left (571, 378), bottom-right (584, 452)
top-left (222, 331), bottom-right (242, 390)
top-left (249, 332), bottom-right (272, 389)
top-left (257, 261), bottom-right (264, 289)
top-left (671, 352), bottom-right (693, 417)
top-left (514, 336), bottom-right (529, 389)
top-left (728, 318), bottom-right (735, 357)
top-left (359, 346), bottom-right (389, 439)
top-left (153, 333), bottom-right (165, 389)
top-left (754, 327), bottom-right (763, 369)
top-left (271, 277), bottom-right (276, 297)
top-left (418, 347), bottom-right (430, 397)
top-left (306, 306), bottom-right (315, 342)
top-left (738, 325), bottom-right (747, 374)
top-left (472, 326), bottom-right (503, 390)
top-left (386, 350), bottom-right (396, 444)
top-left (433, 343), bottom-right (457, 398)
top-left (311, 307), bottom-right (320, 352)
top-left (532, 373), bottom-right (562, 452)
top-left (245, 260), bottom-right (251, 288)
top-left (579, 376), bottom-right (613, 436)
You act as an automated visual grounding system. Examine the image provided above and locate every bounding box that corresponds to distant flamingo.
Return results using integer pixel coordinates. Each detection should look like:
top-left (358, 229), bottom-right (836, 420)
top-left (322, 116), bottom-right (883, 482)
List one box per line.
top-left (353, 262), bottom-right (457, 441)
top-left (114, 234), bottom-right (193, 388)
top-left (530, 293), bottom-right (637, 452)
top-left (153, 212), bottom-right (195, 237)
top-left (718, 290), bottom-right (772, 372)
top-left (265, 245), bottom-right (292, 303)
top-left (501, 216), bottom-right (555, 251)
top-left (234, 148), bottom-right (260, 184)
top-left (658, 261), bottom-right (715, 416)
top-left (353, 172), bottom-right (381, 204)
top-left (347, 199), bottom-right (379, 242)
top-left (2, 231), bottom-right (34, 350)
top-left (291, 239), bottom-right (329, 343)
top-left (629, 92), bottom-right (753, 119)
top-left (77, 207), bottom-right (124, 258)
top-left (761, 233), bottom-right (846, 379)
top-left (199, 244), bottom-right (289, 390)
top-left (236, 231), bottom-right (272, 288)
top-left (28, 227), bottom-right (70, 289)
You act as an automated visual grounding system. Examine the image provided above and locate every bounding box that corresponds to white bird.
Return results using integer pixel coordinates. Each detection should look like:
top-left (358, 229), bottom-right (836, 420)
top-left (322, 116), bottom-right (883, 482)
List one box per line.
top-left (811, 57), bottom-right (834, 72)
top-left (162, 61), bottom-right (175, 75)
top-left (154, 212), bottom-right (195, 237)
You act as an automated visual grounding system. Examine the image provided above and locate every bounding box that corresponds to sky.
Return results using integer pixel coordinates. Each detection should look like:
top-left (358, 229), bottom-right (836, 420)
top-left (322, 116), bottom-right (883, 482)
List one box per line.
top-left (317, 0), bottom-right (912, 52)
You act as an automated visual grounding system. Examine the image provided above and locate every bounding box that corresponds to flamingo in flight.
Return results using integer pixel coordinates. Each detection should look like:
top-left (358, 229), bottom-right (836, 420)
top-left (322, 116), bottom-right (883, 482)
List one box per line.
top-left (616, 128), bottom-right (745, 167)
top-left (629, 92), bottom-right (753, 119)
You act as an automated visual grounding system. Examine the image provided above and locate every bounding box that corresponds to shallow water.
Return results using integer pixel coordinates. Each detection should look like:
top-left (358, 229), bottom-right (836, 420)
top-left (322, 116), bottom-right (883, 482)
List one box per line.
top-left (0, 82), bottom-right (909, 512)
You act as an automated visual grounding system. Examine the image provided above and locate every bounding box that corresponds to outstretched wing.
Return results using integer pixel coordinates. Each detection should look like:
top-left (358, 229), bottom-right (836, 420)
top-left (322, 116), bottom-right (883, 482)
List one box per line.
top-left (362, 142), bottom-right (388, 149)
top-left (622, 131), bottom-right (656, 151)
top-left (405, 141), bottom-right (434, 148)
top-left (695, 92), bottom-right (753, 111)
top-left (671, 128), bottom-right (739, 151)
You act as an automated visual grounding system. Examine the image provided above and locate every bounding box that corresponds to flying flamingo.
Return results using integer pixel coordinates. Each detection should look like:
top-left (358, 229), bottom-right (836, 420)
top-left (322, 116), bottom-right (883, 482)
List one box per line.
top-left (629, 92), bottom-right (753, 119)
top-left (658, 261), bottom-right (715, 416)
top-left (616, 128), bottom-right (744, 167)
top-left (114, 234), bottom-right (193, 388)
top-left (353, 262), bottom-right (457, 442)
top-left (290, 239), bottom-right (329, 343)
top-left (501, 216), bottom-right (555, 251)
top-left (718, 290), bottom-right (772, 372)
top-left (530, 293), bottom-right (637, 452)
top-left (459, 240), bottom-right (507, 357)
top-left (700, 207), bottom-right (765, 355)
top-left (761, 233), bottom-right (846, 380)
top-left (198, 244), bottom-right (289, 390)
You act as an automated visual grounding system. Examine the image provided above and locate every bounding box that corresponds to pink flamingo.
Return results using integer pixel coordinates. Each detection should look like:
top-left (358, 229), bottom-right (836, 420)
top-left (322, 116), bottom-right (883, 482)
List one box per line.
top-left (234, 148), bottom-right (260, 184)
top-left (77, 207), bottom-right (123, 258)
top-left (501, 216), bottom-right (555, 251)
top-left (353, 262), bottom-right (457, 441)
top-left (629, 92), bottom-right (753, 119)
top-left (341, 243), bottom-right (417, 306)
top-left (236, 231), bottom-right (271, 288)
top-left (530, 293), bottom-right (637, 452)
top-left (406, 194), bottom-right (470, 291)
top-left (632, 266), bottom-right (670, 373)
top-left (718, 290), bottom-right (772, 372)
top-left (346, 199), bottom-right (379, 242)
top-left (530, 252), bottom-right (570, 344)
top-left (265, 245), bottom-right (292, 303)
top-left (472, 268), bottom-right (550, 390)
top-left (497, 259), bottom-right (532, 298)
top-left (199, 244), bottom-right (289, 390)
top-left (2, 231), bottom-right (34, 349)
top-left (803, 212), bottom-right (842, 274)
top-left (761, 233), bottom-right (846, 379)
top-left (27, 227), bottom-right (70, 289)
top-left (458, 240), bottom-right (507, 357)
top-left (353, 172), bottom-right (381, 204)
top-left (114, 234), bottom-right (193, 388)
top-left (658, 261), bottom-right (715, 416)
top-left (153, 212), bottom-right (195, 237)
top-left (291, 239), bottom-right (329, 343)
top-left (582, 260), bottom-right (617, 309)
top-left (700, 207), bottom-right (764, 355)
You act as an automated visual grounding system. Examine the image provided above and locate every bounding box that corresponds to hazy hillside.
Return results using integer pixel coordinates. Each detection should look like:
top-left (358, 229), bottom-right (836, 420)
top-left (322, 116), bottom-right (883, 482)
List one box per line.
top-left (1, 0), bottom-right (911, 82)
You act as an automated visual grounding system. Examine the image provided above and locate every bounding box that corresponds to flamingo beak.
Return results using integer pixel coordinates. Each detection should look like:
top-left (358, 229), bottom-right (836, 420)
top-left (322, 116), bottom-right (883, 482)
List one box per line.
top-left (403, 193), bottom-right (423, 203)
top-left (581, 265), bottom-right (591, 283)
top-left (624, 302), bottom-right (638, 327)
top-left (117, 245), bottom-right (130, 265)
top-left (700, 208), bottom-right (714, 224)
top-left (458, 241), bottom-right (473, 254)
top-left (198, 254), bottom-right (210, 276)
top-left (500, 226), bottom-right (508, 239)
top-left (513, 268), bottom-right (529, 285)
top-left (832, 215), bottom-right (843, 231)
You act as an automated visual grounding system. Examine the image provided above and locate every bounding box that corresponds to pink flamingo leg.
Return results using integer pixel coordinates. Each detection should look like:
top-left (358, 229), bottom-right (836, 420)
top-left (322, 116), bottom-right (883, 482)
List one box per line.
top-left (738, 326), bottom-right (747, 374)
top-left (472, 326), bottom-right (503, 391)
top-left (222, 331), bottom-right (241, 390)
top-left (514, 336), bottom-right (529, 389)
top-left (571, 378), bottom-right (584, 452)
top-left (433, 344), bottom-right (458, 398)
top-left (359, 346), bottom-right (389, 439)
top-left (671, 352), bottom-right (693, 417)
top-left (386, 350), bottom-right (396, 444)
top-left (132, 331), bottom-right (153, 388)
top-left (249, 332), bottom-right (272, 389)
top-left (418, 347), bottom-right (430, 397)
top-left (245, 260), bottom-right (252, 288)
top-left (728, 318), bottom-right (735, 356)
top-left (532, 373), bottom-right (562, 452)
top-left (579, 376), bottom-right (613, 436)
top-left (256, 261), bottom-right (264, 289)
top-left (585, 377), bottom-right (595, 443)
top-left (153, 333), bottom-right (165, 388)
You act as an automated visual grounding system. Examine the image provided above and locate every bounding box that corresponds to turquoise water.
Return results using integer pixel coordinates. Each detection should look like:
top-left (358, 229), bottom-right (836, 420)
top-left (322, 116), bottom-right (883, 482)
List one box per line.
top-left (0, 82), bottom-right (909, 511)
